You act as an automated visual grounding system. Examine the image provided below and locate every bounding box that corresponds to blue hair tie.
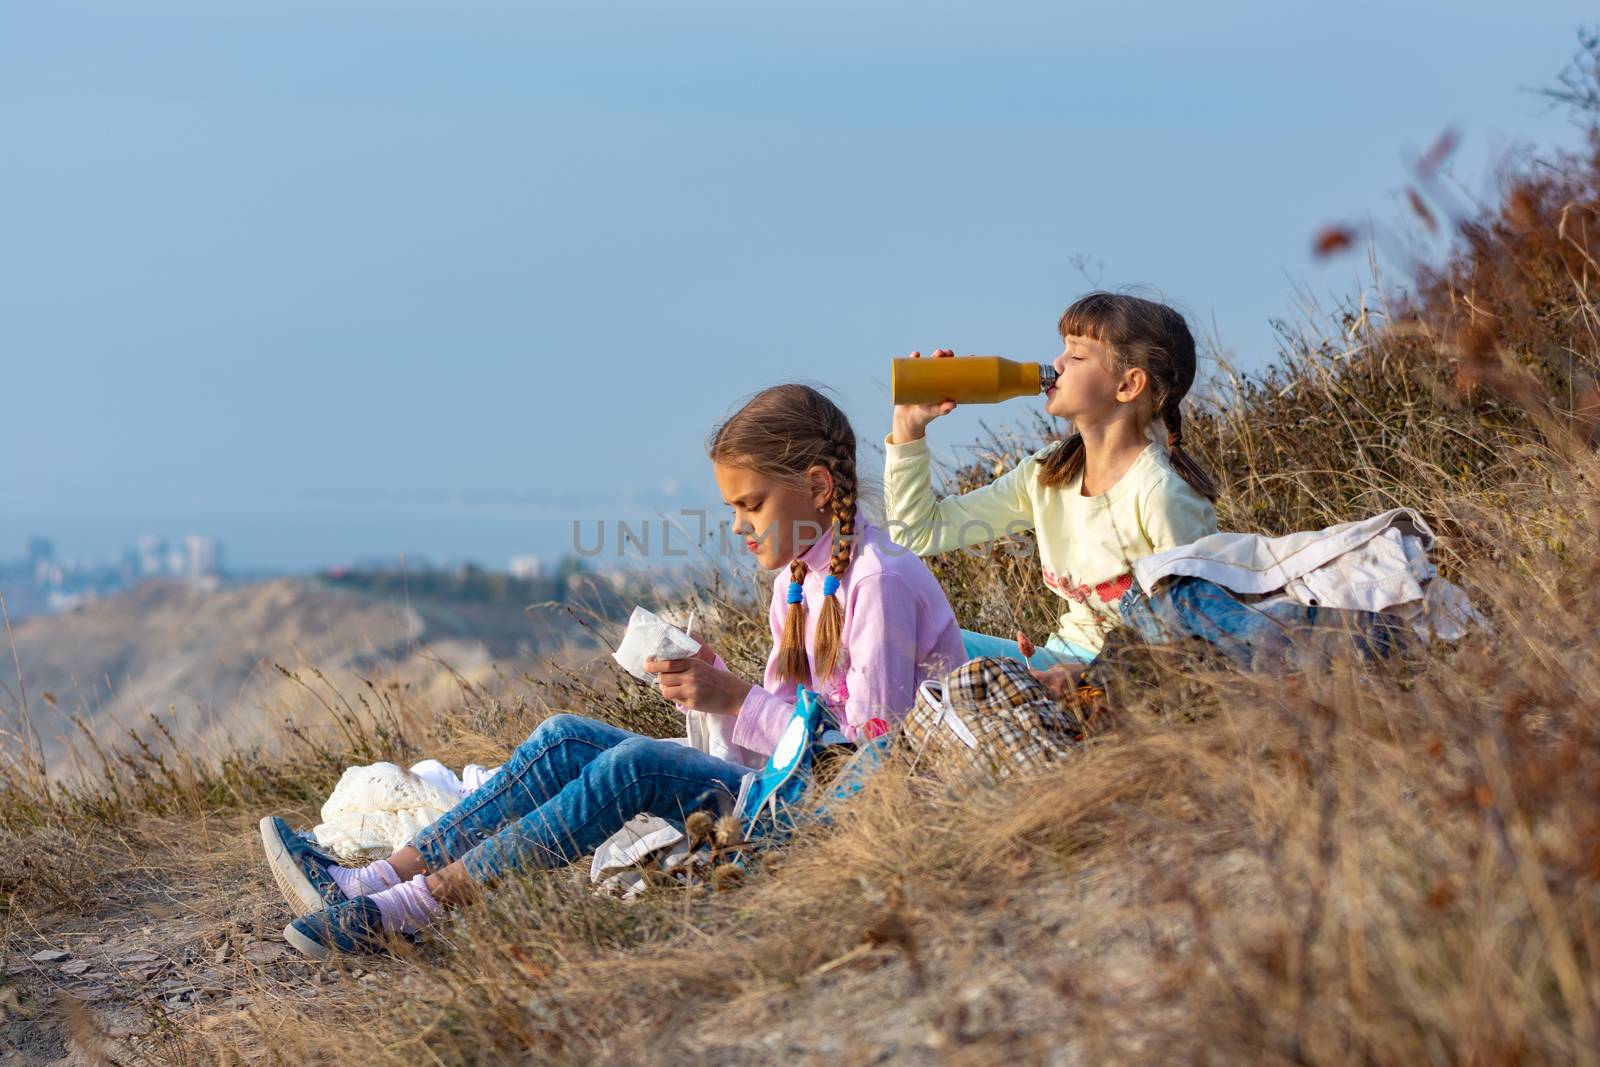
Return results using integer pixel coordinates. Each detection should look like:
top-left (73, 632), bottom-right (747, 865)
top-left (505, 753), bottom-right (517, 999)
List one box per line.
top-left (786, 580), bottom-right (804, 605)
top-left (822, 574), bottom-right (840, 597)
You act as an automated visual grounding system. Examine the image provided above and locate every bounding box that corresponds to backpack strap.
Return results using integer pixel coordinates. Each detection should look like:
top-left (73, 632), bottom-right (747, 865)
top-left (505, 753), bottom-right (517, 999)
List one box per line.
top-left (919, 678), bottom-right (979, 748)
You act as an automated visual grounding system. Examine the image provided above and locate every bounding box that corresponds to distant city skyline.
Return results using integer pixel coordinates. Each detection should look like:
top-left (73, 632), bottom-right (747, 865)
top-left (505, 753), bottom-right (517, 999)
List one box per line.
top-left (1, 529), bottom-right (224, 619)
top-left (0, 523), bottom-right (637, 622)
top-left (4, 2), bottom-right (1593, 570)
top-left (0, 497), bottom-right (704, 575)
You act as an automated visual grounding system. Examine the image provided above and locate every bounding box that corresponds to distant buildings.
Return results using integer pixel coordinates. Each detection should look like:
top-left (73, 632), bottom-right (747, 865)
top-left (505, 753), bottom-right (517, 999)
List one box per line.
top-left (0, 532), bottom-right (226, 621)
top-left (184, 535), bottom-right (221, 577)
top-left (136, 534), bottom-right (165, 577)
top-left (1, 534), bottom-right (643, 624)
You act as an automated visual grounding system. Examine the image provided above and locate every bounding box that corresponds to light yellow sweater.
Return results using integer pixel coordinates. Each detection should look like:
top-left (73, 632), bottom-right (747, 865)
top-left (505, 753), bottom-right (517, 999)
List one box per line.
top-left (883, 436), bottom-right (1217, 655)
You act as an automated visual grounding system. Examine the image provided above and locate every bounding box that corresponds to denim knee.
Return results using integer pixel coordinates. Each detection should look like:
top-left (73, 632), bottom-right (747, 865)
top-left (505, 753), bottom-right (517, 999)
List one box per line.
top-left (511, 712), bottom-right (608, 755)
top-left (592, 736), bottom-right (731, 815)
top-left (531, 712), bottom-right (589, 742)
top-left (584, 736), bottom-right (663, 799)
top-left (593, 734), bottom-right (657, 773)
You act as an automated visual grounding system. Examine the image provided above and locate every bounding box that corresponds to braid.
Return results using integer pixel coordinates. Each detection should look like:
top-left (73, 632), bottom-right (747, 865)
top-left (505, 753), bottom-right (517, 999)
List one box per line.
top-left (812, 429), bottom-right (857, 686)
top-left (827, 433), bottom-right (857, 573)
top-left (1162, 393), bottom-right (1183, 450)
top-left (1161, 397), bottom-right (1219, 501)
top-left (775, 557), bottom-right (811, 686)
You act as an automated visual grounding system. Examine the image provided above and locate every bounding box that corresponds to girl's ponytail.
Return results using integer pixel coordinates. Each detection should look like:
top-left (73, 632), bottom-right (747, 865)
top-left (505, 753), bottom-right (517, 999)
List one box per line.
top-left (775, 558), bottom-right (812, 687)
top-left (1161, 397), bottom-right (1218, 502)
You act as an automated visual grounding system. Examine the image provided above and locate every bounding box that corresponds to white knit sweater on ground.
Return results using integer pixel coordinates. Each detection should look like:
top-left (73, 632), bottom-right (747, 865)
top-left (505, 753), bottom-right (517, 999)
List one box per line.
top-left (311, 759), bottom-right (499, 862)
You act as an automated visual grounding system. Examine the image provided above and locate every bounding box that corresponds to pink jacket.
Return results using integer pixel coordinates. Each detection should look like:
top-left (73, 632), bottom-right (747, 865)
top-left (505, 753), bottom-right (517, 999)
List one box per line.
top-left (720, 514), bottom-right (967, 758)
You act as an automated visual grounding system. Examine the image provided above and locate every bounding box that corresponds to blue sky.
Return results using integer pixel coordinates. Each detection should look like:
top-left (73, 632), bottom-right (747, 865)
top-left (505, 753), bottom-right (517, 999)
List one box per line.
top-left (2, 1), bottom-right (1593, 571)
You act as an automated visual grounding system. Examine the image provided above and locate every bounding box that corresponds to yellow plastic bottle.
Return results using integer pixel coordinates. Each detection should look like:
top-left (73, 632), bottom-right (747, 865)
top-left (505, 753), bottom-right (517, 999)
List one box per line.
top-left (891, 356), bottom-right (1059, 406)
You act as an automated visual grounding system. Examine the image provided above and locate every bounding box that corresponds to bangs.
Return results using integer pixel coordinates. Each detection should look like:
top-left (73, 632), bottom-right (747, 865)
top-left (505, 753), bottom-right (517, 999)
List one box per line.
top-left (1057, 291), bottom-right (1126, 343)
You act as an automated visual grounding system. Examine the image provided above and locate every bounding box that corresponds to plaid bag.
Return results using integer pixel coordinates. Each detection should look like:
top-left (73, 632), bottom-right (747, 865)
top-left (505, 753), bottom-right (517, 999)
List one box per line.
top-left (902, 656), bottom-right (1094, 785)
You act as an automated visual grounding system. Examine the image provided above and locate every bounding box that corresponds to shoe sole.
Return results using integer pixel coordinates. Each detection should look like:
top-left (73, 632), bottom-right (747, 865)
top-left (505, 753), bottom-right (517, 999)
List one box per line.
top-left (259, 815), bottom-right (329, 918)
top-left (282, 921), bottom-right (331, 962)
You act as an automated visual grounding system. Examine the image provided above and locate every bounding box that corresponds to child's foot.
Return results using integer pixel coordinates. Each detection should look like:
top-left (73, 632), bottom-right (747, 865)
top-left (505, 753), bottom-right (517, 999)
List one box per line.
top-left (283, 897), bottom-right (390, 960)
top-left (282, 876), bottom-right (442, 960)
top-left (258, 816), bottom-right (343, 917)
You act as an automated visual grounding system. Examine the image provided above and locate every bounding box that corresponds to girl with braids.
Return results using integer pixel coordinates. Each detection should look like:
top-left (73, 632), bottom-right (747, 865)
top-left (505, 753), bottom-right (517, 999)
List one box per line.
top-left (694, 383), bottom-right (966, 756)
top-left (266, 384), bottom-right (965, 958)
top-left (885, 292), bottom-right (1219, 697)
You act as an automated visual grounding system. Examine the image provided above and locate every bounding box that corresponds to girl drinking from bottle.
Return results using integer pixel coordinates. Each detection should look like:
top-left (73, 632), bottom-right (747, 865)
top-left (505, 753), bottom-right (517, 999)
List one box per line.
top-left (884, 291), bottom-right (1219, 695)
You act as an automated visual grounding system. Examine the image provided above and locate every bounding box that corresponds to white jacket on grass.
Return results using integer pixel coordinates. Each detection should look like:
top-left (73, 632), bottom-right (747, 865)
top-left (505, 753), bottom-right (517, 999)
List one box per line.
top-left (1131, 507), bottom-right (1483, 641)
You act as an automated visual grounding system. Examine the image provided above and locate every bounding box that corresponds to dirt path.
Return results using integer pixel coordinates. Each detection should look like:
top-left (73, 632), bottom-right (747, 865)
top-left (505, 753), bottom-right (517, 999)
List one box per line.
top-left (0, 814), bottom-right (389, 1065)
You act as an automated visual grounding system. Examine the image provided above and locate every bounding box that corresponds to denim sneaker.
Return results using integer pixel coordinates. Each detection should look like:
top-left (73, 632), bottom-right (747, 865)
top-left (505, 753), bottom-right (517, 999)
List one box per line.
top-left (283, 897), bottom-right (393, 960)
top-left (258, 815), bottom-right (343, 917)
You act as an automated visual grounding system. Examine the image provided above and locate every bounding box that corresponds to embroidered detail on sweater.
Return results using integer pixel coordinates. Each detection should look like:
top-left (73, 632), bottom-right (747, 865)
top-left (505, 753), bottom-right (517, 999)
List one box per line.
top-left (1042, 565), bottom-right (1133, 605)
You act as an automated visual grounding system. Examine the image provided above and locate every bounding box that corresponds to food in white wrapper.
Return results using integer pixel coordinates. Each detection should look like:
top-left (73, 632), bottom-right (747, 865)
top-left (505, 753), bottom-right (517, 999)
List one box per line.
top-left (612, 606), bottom-right (702, 681)
top-left (611, 605), bottom-right (754, 767)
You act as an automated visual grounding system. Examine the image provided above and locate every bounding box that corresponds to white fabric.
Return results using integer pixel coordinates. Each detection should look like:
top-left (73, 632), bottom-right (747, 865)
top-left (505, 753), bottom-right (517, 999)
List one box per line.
top-left (1133, 508), bottom-right (1434, 602)
top-left (310, 759), bottom-right (503, 863)
top-left (1384, 577), bottom-right (1483, 642)
top-left (1281, 527), bottom-right (1427, 615)
top-left (1132, 507), bottom-right (1483, 641)
top-left (462, 763), bottom-right (498, 794)
top-left (683, 706), bottom-right (744, 766)
top-left (588, 814), bottom-right (694, 900)
top-left (408, 758), bottom-right (501, 799)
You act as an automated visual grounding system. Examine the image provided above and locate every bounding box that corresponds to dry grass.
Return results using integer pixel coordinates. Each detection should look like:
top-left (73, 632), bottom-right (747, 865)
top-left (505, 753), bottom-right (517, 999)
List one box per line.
top-left (7, 33), bottom-right (1600, 1067)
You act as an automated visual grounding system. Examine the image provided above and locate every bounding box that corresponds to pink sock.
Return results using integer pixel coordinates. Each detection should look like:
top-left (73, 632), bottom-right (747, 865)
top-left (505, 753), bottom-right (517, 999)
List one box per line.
top-left (370, 874), bottom-right (443, 934)
top-left (329, 859), bottom-right (401, 899)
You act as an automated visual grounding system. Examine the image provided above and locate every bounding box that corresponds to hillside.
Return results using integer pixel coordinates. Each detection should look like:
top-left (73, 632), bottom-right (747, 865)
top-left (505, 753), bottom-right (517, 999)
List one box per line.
top-left (3, 577), bottom-right (601, 778)
top-left (4, 37), bottom-right (1600, 1067)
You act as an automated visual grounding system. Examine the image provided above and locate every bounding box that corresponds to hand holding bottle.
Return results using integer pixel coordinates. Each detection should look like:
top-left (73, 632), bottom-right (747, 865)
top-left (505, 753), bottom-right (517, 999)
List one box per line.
top-left (890, 352), bottom-right (1058, 443)
top-left (890, 348), bottom-right (958, 444)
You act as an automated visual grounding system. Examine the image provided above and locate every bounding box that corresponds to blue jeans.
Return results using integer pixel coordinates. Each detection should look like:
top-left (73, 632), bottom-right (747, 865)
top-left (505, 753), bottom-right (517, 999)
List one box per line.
top-left (411, 714), bottom-right (747, 885)
top-left (960, 629), bottom-right (1095, 669)
top-left (1117, 578), bottom-right (1410, 671)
